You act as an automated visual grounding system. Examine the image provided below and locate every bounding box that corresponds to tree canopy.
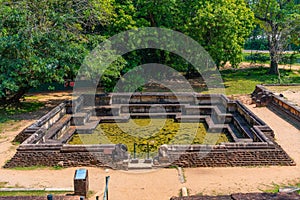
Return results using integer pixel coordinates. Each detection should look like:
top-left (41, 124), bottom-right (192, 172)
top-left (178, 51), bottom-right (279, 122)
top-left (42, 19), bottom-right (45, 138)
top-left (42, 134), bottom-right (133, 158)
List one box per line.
top-left (248, 0), bottom-right (300, 75)
top-left (0, 0), bottom-right (117, 104)
top-left (189, 0), bottom-right (254, 67)
top-left (0, 0), bottom-right (256, 104)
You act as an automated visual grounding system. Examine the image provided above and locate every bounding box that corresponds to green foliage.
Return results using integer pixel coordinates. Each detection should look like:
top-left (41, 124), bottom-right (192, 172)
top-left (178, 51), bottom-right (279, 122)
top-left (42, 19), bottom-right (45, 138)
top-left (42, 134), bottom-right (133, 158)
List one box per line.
top-left (107, 0), bottom-right (255, 76)
top-left (244, 25), bottom-right (269, 50)
top-left (280, 53), bottom-right (299, 67)
top-left (243, 52), bottom-right (300, 66)
top-left (0, 0), bottom-right (259, 99)
top-left (189, 0), bottom-right (255, 68)
top-left (0, 0), bottom-right (115, 105)
top-left (263, 182), bottom-right (300, 194)
top-left (248, 0), bottom-right (300, 74)
top-left (244, 53), bottom-right (270, 63)
top-left (0, 191), bottom-right (70, 197)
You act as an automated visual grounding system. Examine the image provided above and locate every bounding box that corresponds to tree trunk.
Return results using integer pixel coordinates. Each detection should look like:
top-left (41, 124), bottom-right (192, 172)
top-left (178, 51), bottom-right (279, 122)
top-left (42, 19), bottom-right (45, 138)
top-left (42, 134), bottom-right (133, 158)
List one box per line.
top-left (2, 88), bottom-right (28, 106)
top-left (149, 13), bottom-right (156, 27)
top-left (269, 51), bottom-right (279, 75)
top-left (268, 26), bottom-right (280, 75)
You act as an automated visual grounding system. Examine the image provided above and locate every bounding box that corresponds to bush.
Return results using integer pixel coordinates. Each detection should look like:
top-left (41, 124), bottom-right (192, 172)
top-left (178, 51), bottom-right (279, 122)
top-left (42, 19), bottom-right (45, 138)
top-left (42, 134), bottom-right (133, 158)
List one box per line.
top-left (245, 53), bottom-right (269, 63)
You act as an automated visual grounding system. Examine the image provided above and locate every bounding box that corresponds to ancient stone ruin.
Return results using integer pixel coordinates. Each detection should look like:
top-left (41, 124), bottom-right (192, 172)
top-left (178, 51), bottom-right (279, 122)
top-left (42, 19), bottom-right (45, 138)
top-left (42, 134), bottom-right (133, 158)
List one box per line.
top-left (5, 92), bottom-right (295, 169)
top-left (252, 84), bottom-right (300, 125)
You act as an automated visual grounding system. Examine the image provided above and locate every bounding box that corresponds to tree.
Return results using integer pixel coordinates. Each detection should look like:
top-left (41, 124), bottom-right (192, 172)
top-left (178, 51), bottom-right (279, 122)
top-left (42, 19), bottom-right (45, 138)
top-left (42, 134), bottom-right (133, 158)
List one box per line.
top-left (244, 25), bottom-right (269, 50)
top-left (107, 0), bottom-right (254, 72)
top-left (248, 0), bottom-right (300, 75)
top-left (187, 0), bottom-right (255, 68)
top-left (0, 0), bottom-right (114, 105)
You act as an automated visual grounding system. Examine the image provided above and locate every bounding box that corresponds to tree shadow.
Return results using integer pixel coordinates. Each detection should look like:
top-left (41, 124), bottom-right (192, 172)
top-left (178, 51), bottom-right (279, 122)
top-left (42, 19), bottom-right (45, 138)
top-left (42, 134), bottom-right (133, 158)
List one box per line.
top-left (267, 107), bottom-right (300, 130)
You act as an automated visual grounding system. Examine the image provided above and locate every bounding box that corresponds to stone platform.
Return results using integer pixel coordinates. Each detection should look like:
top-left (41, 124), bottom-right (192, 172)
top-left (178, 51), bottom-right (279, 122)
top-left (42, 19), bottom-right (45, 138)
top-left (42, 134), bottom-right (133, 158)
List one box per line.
top-left (5, 92), bottom-right (295, 169)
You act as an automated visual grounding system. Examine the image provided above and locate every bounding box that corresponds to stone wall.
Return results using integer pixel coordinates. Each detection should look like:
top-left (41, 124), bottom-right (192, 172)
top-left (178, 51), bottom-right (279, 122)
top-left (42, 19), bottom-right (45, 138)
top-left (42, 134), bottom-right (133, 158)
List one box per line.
top-left (14, 103), bottom-right (67, 143)
top-left (4, 144), bottom-right (128, 169)
top-left (159, 143), bottom-right (295, 167)
top-left (251, 85), bottom-right (273, 107)
top-left (251, 85), bottom-right (300, 124)
top-left (271, 96), bottom-right (300, 122)
top-left (8, 92), bottom-right (295, 169)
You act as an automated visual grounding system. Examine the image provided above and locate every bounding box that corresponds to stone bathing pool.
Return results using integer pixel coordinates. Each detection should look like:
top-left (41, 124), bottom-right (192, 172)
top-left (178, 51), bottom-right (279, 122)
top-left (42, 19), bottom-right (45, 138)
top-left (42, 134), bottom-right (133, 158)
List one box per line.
top-left (5, 92), bottom-right (295, 169)
top-left (68, 118), bottom-right (232, 158)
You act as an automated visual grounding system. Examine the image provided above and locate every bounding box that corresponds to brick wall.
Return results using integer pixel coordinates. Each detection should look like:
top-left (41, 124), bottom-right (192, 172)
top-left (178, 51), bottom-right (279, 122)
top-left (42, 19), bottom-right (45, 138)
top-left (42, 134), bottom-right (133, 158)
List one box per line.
top-left (159, 143), bottom-right (295, 167)
top-left (4, 144), bottom-right (127, 169)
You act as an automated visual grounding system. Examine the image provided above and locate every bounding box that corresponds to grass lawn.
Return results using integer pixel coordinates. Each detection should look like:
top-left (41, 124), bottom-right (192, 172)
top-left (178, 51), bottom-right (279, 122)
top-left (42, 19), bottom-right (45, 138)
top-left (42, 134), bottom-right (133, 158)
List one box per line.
top-left (219, 67), bottom-right (300, 95)
top-left (0, 191), bottom-right (70, 197)
top-left (263, 182), bottom-right (300, 194)
top-left (0, 102), bottom-right (44, 119)
top-left (242, 52), bottom-right (300, 66)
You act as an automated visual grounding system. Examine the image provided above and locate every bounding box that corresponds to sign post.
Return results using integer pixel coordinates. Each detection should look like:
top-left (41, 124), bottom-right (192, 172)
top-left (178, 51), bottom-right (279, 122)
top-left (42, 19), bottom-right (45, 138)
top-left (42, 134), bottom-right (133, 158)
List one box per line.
top-left (147, 142), bottom-right (150, 159)
top-left (103, 176), bottom-right (110, 200)
top-left (134, 143), bottom-right (136, 159)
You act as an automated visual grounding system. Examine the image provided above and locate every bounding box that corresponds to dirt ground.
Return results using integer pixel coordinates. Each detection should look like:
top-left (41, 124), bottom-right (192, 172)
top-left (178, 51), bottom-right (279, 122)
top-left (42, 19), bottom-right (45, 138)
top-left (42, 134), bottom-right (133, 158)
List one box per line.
top-left (276, 90), bottom-right (300, 106)
top-left (225, 62), bottom-right (300, 71)
top-left (184, 104), bottom-right (300, 196)
top-left (264, 85), bottom-right (300, 106)
top-left (0, 92), bottom-right (299, 199)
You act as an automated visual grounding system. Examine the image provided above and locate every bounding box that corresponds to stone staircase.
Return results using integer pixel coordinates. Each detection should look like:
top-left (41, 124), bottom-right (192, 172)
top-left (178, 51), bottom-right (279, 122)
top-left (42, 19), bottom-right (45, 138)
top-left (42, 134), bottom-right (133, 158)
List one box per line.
top-left (127, 159), bottom-right (153, 170)
top-left (44, 115), bottom-right (72, 143)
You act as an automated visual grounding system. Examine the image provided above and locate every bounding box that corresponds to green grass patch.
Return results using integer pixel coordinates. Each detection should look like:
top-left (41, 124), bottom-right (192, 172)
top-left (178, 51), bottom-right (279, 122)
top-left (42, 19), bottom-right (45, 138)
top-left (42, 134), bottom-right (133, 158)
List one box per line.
top-left (0, 101), bottom-right (44, 132)
top-left (242, 52), bottom-right (300, 65)
top-left (0, 182), bottom-right (8, 188)
top-left (263, 182), bottom-right (300, 194)
top-left (10, 165), bottom-right (64, 171)
top-left (0, 191), bottom-right (70, 197)
top-left (0, 101), bottom-right (44, 116)
top-left (218, 67), bottom-right (300, 95)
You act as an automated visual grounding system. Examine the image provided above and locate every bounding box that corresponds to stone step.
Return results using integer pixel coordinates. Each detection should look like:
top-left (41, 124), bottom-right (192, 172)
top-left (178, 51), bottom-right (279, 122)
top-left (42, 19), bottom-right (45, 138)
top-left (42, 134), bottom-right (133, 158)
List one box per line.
top-left (71, 111), bottom-right (91, 125)
top-left (44, 115), bottom-right (72, 140)
top-left (75, 116), bottom-right (101, 134)
top-left (128, 112), bottom-right (178, 118)
top-left (59, 126), bottom-right (76, 143)
top-left (120, 104), bottom-right (187, 114)
top-left (233, 113), bottom-right (254, 140)
top-left (175, 115), bottom-right (208, 122)
top-left (99, 115), bottom-right (130, 123)
top-left (128, 159), bottom-right (153, 170)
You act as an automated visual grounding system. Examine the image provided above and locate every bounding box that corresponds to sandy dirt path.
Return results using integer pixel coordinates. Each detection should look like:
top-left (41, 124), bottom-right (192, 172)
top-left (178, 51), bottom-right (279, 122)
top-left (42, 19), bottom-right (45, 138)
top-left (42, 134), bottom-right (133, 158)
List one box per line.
top-left (0, 120), bottom-right (34, 166)
top-left (184, 104), bottom-right (300, 196)
top-left (0, 168), bottom-right (181, 200)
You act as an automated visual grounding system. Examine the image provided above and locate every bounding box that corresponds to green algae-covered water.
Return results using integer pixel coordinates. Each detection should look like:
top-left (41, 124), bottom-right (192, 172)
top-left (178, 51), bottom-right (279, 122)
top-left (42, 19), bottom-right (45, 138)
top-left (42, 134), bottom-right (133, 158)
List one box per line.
top-left (68, 119), bottom-right (232, 156)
